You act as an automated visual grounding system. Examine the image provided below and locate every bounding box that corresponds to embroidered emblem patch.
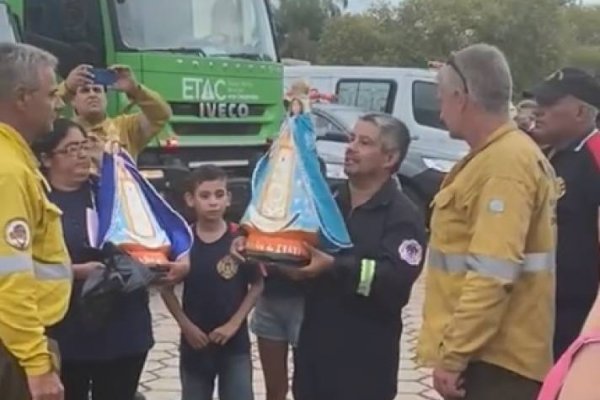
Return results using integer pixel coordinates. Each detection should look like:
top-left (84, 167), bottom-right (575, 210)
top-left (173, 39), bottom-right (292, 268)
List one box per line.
top-left (4, 219), bottom-right (31, 251)
top-left (216, 255), bottom-right (239, 280)
top-left (488, 199), bottom-right (505, 213)
top-left (398, 239), bottom-right (423, 267)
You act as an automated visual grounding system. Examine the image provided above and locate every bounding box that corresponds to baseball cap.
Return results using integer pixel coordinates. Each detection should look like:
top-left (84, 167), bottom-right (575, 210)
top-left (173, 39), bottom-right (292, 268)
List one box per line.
top-left (526, 67), bottom-right (600, 108)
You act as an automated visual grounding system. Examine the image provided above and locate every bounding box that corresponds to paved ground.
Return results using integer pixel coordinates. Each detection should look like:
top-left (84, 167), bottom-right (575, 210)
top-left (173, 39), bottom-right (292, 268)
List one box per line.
top-left (140, 279), bottom-right (441, 400)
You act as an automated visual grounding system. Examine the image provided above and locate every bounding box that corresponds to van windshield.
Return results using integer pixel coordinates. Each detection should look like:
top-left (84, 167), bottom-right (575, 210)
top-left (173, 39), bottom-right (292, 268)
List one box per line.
top-left (113, 0), bottom-right (277, 61)
top-left (0, 4), bottom-right (16, 43)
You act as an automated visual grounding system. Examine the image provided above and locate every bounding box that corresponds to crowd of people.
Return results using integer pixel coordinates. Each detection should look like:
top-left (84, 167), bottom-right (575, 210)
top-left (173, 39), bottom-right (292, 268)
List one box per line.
top-left (0, 39), bottom-right (599, 400)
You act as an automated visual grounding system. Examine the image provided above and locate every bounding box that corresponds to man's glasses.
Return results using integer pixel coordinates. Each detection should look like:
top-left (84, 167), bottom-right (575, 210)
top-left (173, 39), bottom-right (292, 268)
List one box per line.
top-left (53, 141), bottom-right (92, 157)
top-left (447, 53), bottom-right (469, 94)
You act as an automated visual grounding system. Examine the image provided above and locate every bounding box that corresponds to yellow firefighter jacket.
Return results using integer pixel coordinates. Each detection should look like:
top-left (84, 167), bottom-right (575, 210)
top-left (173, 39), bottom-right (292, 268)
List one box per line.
top-left (58, 82), bottom-right (172, 160)
top-left (417, 122), bottom-right (558, 382)
top-left (0, 124), bottom-right (71, 376)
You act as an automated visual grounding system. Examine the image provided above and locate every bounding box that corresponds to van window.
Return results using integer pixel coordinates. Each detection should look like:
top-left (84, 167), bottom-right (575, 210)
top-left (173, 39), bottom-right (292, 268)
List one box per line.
top-left (336, 80), bottom-right (395, 113)
top-left (310, 113), bottom-right (342, 137)
top-left (413, 81), bottom-right (445, 129)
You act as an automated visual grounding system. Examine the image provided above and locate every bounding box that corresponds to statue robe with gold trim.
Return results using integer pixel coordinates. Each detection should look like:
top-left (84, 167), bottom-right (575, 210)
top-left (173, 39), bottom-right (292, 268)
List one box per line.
top-left (241, 114), bottom-right (352, 264)
top-left (94, 149), bottom-right (192, 264)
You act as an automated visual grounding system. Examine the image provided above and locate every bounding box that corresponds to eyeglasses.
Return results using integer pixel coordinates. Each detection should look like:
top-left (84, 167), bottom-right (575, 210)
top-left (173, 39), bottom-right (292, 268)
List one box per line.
top-left (53, 141), bottom-right (92, 157)
top-left (447, 53), bottom-right (469, 94)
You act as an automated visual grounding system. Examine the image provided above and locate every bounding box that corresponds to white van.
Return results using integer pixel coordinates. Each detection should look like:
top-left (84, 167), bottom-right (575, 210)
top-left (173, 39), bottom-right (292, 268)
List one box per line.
top-left (284, 65), bottom-right (451, 135)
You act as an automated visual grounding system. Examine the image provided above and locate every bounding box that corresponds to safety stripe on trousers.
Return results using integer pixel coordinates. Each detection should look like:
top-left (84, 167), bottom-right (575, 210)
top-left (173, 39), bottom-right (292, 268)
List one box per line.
top-left (0, 254), bottom-right (71, 280)
top-left (426, 248), bottom-right (555, 282)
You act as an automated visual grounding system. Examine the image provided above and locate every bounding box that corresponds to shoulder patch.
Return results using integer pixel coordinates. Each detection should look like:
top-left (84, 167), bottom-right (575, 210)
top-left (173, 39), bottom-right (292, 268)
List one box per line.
top-left (398, 239), bottom-right (423, 267)
top-left (4, 218), bottom-right (31, 251)
top-left (488, 199), bottom-right (505, 213)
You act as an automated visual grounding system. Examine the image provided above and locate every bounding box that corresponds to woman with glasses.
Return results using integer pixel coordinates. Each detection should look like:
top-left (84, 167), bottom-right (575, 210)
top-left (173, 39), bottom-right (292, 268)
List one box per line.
top-left (32, 118), bottom-right (153, 400)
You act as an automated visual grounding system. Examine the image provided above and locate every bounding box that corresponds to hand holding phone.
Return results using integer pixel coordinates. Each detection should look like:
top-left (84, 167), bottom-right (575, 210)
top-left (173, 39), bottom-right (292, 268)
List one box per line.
top-left (90, 68), bottom-right (118, 86)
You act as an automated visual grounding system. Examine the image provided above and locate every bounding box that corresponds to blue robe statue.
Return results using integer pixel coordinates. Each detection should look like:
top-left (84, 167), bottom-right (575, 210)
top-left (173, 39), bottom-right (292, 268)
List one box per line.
top-left (241, 111), bottom-right (352, 264)
top-left (94, 149), bottom-right (193, 264)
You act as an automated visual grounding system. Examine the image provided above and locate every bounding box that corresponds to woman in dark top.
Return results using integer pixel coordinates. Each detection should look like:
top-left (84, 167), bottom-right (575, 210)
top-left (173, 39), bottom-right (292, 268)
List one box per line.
top-left (32, 118), bottom-right (153, 400)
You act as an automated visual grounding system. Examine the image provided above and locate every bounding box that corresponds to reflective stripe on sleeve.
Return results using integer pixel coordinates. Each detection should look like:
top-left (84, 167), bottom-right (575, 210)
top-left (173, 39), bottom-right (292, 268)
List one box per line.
top-left (356, 258), bottom-right (376, 296)
top-left (427, 248), bottom-right (555, 281)
top-left (0, 254), bottom-right (33, 275)
top-left (33, 261), bottom-right (72, 281)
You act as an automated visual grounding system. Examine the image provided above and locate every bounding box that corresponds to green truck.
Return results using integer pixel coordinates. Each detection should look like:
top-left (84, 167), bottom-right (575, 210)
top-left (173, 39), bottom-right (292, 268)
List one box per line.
top-left (1, 0), bottom-right (284, 219)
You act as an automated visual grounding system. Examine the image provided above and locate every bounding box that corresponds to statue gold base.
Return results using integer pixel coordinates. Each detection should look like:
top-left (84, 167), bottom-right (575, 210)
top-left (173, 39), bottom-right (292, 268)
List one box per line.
top-left (119, 243), bottom-right (170, 265)
top-left (244, 229), bottom-right (318, 266)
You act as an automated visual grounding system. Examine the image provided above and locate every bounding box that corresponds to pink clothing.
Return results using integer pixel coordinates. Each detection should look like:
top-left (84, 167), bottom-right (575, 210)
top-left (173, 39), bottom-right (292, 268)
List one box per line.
top-left (537, 331), bottom-right (600, 400)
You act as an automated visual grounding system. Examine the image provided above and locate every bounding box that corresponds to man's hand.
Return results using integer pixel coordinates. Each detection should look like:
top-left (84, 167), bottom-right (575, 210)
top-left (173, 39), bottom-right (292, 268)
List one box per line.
top-left (158, 261), bottom-right (190, 285)
top-left (209, 321), bottom-right (240, 345)
top-left (181, 321), bottom-right (210, 350)
top-left (109, 65), bottom-right (139, 95)
top-left (65, 64), bottom-right (94, 93)
top-left (27, 371), bottom-right (64, 400)
top-left (230, 236), bottom-right (247, 263)
top-left (433, 367), bottom-right (465, 399)
top-left (277, 244), bottom-right (334, 281)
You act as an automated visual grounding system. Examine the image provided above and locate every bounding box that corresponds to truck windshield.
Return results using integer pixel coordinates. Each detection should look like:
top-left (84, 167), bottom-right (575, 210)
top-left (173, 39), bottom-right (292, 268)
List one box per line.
top-left (113, 0), bottom-right (277, 61)
top-left (0, 4), bottom-right (16, 43)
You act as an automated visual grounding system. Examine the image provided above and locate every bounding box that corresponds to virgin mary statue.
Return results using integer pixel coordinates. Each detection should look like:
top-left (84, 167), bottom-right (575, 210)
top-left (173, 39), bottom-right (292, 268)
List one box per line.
top-left (240, 97), bottom-right (352, 265)
top-left (93, 143), bottom-right (193, 265)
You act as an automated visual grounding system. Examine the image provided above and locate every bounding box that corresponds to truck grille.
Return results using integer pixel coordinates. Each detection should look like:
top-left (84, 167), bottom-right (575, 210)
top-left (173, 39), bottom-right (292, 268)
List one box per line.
top-left (169, 102), bottom-right (267, 117)
top-left (171, 122), bottom-right (262, 136)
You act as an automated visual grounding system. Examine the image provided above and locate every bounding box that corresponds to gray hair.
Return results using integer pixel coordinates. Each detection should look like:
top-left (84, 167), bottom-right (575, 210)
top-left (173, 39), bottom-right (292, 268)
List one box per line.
top-left (360, 112), bottom-right (411, 164)
top-left (0, 43), bottom-right (57, 100)
top-left (443, 43), bottom-right (513, 115)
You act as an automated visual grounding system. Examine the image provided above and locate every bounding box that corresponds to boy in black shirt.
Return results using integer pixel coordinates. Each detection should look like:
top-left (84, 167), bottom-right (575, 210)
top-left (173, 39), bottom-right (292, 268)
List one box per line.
top-left (161, 165), bottom-right (263, 400)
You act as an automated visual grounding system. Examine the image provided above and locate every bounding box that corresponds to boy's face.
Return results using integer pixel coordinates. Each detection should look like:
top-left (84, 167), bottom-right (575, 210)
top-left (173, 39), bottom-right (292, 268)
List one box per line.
top-left (185, 179), bottom-right (231, 221)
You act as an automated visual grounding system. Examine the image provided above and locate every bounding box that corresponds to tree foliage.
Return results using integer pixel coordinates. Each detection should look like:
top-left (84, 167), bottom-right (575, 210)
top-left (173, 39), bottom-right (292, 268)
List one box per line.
top-left (272, 0), bottom-right (348, 60)
top-left (273, 0), bottom-right (600, 91)
top-left (319, 0), bottom-right (569, 93)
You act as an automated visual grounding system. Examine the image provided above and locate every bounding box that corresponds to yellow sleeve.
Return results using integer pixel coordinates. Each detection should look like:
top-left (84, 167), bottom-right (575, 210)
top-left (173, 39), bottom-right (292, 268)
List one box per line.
top-left (56, 81), bottom-right (75, 104)
top-left (0, 173), bottom-right (52, 376)
top-left (118, 85), bottom-right (172, 158)
top-left (440, 177), bottom-right (534, 371)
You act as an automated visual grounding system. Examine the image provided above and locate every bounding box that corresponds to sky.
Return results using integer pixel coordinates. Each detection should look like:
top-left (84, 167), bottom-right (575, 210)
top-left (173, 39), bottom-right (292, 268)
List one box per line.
top-left (347, 0), bottom-right (600, 13)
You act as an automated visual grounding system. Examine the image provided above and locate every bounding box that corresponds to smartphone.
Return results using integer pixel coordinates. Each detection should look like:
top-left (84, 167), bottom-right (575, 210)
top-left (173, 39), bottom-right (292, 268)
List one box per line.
top-left (90, 68), bottom-right (117, 86)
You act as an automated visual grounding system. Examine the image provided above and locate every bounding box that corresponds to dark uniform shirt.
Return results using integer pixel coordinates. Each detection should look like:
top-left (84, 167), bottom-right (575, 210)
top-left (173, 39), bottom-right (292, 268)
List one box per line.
top-left (46, 181), bottom-right (154, 361)
top-left (550, 129), bottom-right (600, 359)
top-left (293, 178), bottom-right (427, 400)
top-left (180, 224), bottom-right (260, 372)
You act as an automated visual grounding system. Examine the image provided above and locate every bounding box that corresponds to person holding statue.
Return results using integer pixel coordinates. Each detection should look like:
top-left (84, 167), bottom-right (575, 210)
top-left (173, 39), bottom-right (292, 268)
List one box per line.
top-left (233, 109), bottom-right (426, 400)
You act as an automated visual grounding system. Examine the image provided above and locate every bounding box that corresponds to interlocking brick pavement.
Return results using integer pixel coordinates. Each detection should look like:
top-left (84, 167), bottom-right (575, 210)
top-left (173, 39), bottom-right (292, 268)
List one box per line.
top-left (140, 279), bottom-right (440, 400)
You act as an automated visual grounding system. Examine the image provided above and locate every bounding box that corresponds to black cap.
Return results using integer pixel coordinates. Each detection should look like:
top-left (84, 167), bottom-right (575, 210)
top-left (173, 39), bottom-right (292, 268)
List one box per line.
top-left (527, 67), bottom-right (600, 108)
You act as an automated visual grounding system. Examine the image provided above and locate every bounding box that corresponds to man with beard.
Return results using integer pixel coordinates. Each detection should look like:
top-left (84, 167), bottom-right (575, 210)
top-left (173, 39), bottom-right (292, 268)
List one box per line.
top-left (530, 67), bottom-right (600, 361)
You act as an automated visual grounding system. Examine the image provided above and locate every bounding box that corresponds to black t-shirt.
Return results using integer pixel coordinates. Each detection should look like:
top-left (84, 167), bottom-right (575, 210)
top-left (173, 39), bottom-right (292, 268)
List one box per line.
top-left (181, 223), bottom-right (259, 367)
top-left (551, 130), bottom-right (600, 315)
